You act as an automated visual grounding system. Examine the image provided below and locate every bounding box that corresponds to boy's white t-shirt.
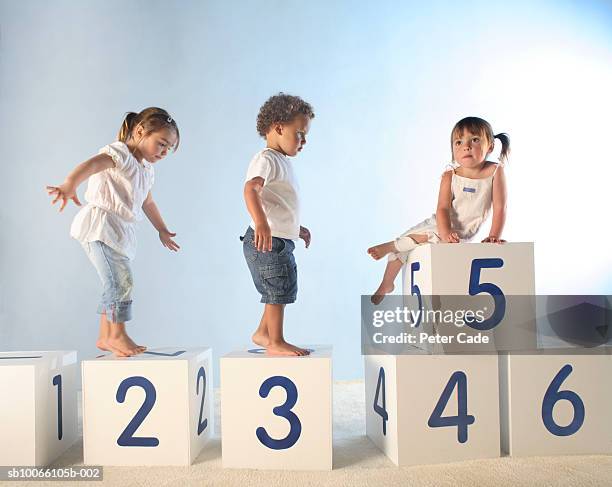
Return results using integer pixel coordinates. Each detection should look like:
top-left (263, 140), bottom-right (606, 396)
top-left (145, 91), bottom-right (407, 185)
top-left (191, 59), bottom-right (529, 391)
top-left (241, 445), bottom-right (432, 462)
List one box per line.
top-left (70, 141), bottom-right (155, 259)
top-left (245, 148), bottom-right (300, 240)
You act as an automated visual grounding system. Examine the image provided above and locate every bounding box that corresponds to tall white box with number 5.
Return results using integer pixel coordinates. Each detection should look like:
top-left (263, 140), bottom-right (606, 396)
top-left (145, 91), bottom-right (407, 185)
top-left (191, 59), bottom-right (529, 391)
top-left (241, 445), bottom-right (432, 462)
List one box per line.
top-left (401, 242), bottom-right (535, 352)
top-left (221, 346), bottom-right (332, 470)
top-left (499, 350), bottom-right (612, 456)
top-left (365, 353), bottom-right (500, 466)
top-left (82, 347), bottom-right (213, 466)
top-left (0, 351), bottom-right (78, 466)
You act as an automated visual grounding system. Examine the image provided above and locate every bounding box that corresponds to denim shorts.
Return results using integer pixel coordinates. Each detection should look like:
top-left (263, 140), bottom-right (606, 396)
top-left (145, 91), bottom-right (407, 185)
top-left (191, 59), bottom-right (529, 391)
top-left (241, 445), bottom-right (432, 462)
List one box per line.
top-left (242, 226), bottom-right (298, 305)
top-left (81, 240), bottom-right (133, 322)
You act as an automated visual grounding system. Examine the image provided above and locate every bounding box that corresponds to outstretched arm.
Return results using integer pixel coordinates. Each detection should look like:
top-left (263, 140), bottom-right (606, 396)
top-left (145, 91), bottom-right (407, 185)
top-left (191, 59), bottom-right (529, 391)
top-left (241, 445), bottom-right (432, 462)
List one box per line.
top-left (244, 177), bottom-right (272, 252)
top-left (142, 191), bottom-right (180, 251)
top-left (46, 154), bottom-right (114, 211)
top-left (436, 170), bottom-right (459, 243)
top-left (482, 165), bottom-right (507, 243)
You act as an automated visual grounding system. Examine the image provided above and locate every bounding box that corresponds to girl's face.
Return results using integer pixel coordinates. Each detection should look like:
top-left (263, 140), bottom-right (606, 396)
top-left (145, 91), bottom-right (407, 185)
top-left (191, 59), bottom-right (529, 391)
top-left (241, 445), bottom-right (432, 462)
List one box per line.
top-left (452, 129), bottom-right (493, 168)
top-left (133, 126), bottom-right (178, 163)
top-left (275, 114), bottom-right (311, 157)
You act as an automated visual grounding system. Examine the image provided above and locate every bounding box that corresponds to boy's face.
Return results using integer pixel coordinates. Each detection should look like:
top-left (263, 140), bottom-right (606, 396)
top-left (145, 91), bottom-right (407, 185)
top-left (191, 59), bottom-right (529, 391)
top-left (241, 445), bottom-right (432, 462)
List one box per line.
top-left (274, 114), bottom-right (311, 157)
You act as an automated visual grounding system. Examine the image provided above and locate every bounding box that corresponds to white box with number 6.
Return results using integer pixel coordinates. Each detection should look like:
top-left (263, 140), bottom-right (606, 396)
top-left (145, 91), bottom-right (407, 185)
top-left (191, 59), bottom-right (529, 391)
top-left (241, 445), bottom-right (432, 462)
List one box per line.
top-left (365, 354), bottom-right (500, 466)
top-left (220, 346), bottom-right (332, 470)
top-left (82, 347), bottom-right (213, 466)
top-left (0, 351), bottom-right (78, 466)
top-left (499, 351), bottom-right (612, 456)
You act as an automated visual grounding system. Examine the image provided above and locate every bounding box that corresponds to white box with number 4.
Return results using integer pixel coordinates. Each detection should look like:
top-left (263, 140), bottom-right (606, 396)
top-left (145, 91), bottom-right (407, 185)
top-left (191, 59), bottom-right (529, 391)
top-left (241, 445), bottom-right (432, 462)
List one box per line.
top-left (365, 354), bottom-right (500, 466)
top-left (221, 346), bottom-right (332, 470)
top-left (82, 347), bottom-right (213, 466)
top-left (0, 351), bottom-right (78, 466)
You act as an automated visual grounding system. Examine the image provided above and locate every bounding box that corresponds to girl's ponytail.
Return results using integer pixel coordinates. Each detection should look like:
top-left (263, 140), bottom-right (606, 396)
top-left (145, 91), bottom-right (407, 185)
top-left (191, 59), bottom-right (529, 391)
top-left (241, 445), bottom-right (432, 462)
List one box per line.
top-left (494, 133), bottom-right (511, 164)
top-left (118, 112), bottom-right (139, 142)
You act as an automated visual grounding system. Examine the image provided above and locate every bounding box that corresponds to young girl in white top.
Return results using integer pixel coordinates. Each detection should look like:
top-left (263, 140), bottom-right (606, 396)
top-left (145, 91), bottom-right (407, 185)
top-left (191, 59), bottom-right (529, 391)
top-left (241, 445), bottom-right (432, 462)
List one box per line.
top-left (368, 116), bottom-right (510, 304)
top-left (47, 107), bottom-right (180, 356)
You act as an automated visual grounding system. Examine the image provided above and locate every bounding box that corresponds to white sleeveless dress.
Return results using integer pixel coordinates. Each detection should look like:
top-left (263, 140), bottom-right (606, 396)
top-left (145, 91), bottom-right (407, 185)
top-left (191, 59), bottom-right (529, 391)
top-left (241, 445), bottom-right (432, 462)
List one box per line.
top-left (390, 165), bottom-right (498, 262)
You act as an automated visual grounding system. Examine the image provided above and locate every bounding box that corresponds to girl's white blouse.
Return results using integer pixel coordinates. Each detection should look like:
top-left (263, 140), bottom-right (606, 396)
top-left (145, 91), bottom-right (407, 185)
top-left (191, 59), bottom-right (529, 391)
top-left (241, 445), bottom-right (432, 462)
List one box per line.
top-left (70, 141), bottom-right (154, 259)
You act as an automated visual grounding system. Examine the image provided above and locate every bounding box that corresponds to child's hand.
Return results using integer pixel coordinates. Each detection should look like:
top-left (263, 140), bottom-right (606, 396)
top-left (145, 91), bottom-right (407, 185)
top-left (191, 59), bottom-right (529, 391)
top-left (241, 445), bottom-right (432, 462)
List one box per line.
top-left (482, 236), bottom-right (506, 244)
top-left (46, 183), bottom-right (81, 212)
top-left (299, 226), bottom-right (311, 248)
top-left (159, 230), bottom-right (180, 252)
top-left (254, 221), bottom-right (272, 252)
top-left (441, 231), bottom-right (460, 243)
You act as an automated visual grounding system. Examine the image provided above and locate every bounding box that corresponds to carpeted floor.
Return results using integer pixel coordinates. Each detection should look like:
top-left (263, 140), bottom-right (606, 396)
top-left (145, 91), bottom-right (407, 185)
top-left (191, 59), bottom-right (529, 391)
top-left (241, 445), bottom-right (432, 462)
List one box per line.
top-left (8, 381), bottom-right (612, 486)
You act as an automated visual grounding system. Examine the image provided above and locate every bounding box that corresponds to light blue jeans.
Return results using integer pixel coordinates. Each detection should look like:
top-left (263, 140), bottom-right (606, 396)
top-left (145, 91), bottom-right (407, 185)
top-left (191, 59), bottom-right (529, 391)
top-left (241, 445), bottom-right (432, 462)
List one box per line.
top-left (82, 241), bottom-right (133, 323)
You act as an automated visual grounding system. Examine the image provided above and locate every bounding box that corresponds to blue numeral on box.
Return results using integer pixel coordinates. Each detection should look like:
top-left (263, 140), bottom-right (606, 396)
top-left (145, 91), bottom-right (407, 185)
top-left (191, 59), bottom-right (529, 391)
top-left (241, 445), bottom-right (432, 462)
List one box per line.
top-left (116, 376), bottom-right (160, 447)
top-left (466, 258), bottom-right (505, 331)
top-left (256, 376), bottom-right (302, 450)
top-left (542, 364), bottom-right (585, 436)
top-left (428, 371), bottom-right (475, 443)
top-left (411, 262), bottom-right (422, 327)
top-left (373, 367), bottom-right (388, 435)
top-left (52, 374), bottom-right (63, 441)
top-left (196, 366), bottom-right (208, 435)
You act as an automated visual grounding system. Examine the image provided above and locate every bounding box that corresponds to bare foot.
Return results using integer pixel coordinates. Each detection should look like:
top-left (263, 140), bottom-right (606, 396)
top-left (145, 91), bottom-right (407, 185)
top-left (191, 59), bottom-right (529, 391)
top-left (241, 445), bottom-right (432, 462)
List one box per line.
top-left (371, 281), bottom-right (395, 305)
top-left (252, 331), bottom-right (269, 348)
top-left (266, 341), bottom-right (311, 356)
top-left (106, 333), bottom-right (146, 357)
top-left (96, 338), bottom-right (110, 352)
top-left (367, 242), bottom-right (396, 260)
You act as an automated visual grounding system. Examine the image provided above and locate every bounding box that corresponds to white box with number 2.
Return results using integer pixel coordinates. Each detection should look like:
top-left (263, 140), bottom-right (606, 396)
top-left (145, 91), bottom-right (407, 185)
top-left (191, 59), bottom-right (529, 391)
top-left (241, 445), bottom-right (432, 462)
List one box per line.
top-left (82, 347), bottom-right (213, 466)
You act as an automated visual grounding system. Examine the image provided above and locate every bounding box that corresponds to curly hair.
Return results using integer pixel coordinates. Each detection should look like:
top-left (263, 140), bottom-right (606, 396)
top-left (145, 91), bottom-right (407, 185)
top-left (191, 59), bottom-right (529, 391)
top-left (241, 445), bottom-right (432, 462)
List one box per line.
top-left (256, 93), bottom-right (315, 137)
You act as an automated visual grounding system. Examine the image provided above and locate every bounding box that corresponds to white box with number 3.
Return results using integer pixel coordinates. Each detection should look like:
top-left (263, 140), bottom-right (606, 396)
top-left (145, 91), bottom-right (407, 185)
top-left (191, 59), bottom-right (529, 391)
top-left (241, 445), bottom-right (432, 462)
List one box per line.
top-left (82, 347), bottom-right (213, 466)
top-left (0, 351), bottom-right (78, 466)
top-left (220, 346), bottom-right (332, 470)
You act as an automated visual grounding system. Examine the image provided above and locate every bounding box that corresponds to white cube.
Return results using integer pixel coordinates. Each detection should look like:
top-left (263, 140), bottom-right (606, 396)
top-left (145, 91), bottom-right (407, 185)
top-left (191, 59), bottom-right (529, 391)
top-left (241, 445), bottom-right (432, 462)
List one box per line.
top-left (365, 354), bottom-right (500, 466)
top-left (82, 347), bottom-right (213, 466)
top-left (401, 242), bottom-right (535, 353)
top-left (221, 346), bottom-right (332, 470)
top-left (500, 351), bottom-right (612, 456)
top-left (0, 351), bottom-right (78, 466)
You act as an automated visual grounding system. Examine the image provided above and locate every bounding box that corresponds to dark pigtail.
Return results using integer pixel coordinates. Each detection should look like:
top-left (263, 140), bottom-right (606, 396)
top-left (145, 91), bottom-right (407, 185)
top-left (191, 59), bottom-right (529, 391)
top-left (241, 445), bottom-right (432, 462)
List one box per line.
top-left (118, 112), bottom-right (138, 143)
top-left (494, 133), bottom-right (511, 164)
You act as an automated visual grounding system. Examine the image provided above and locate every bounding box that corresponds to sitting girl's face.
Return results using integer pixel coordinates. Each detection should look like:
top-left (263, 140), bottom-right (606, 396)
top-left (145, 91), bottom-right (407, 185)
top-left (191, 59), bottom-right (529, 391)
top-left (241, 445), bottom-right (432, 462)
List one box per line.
top-left (134, 127), bottom-right (178, 163)
top-left (452, 129), bottom-right (493, 169)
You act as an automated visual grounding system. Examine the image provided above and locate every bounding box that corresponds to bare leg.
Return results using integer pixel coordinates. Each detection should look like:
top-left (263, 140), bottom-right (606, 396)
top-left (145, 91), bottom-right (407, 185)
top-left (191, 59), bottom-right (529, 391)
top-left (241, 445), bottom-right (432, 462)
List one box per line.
top-left (251, 313), bottom-right (269, 348)
top-left (371, 234), bottom-right (429, 305)
top-left (96, 314), bottom-right (111, 352)
top-left (367, 241), bottom-right (397, 260)
top-left (371, 259), bottom-right (404, 304)
top-left (265, 304), bottom-right (310, 356)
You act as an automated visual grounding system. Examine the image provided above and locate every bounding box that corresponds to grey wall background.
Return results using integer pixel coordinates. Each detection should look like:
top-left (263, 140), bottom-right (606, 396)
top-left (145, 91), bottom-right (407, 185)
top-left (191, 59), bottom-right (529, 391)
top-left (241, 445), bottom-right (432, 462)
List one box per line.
top-left (1, 0), bottom-right (611, 381)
